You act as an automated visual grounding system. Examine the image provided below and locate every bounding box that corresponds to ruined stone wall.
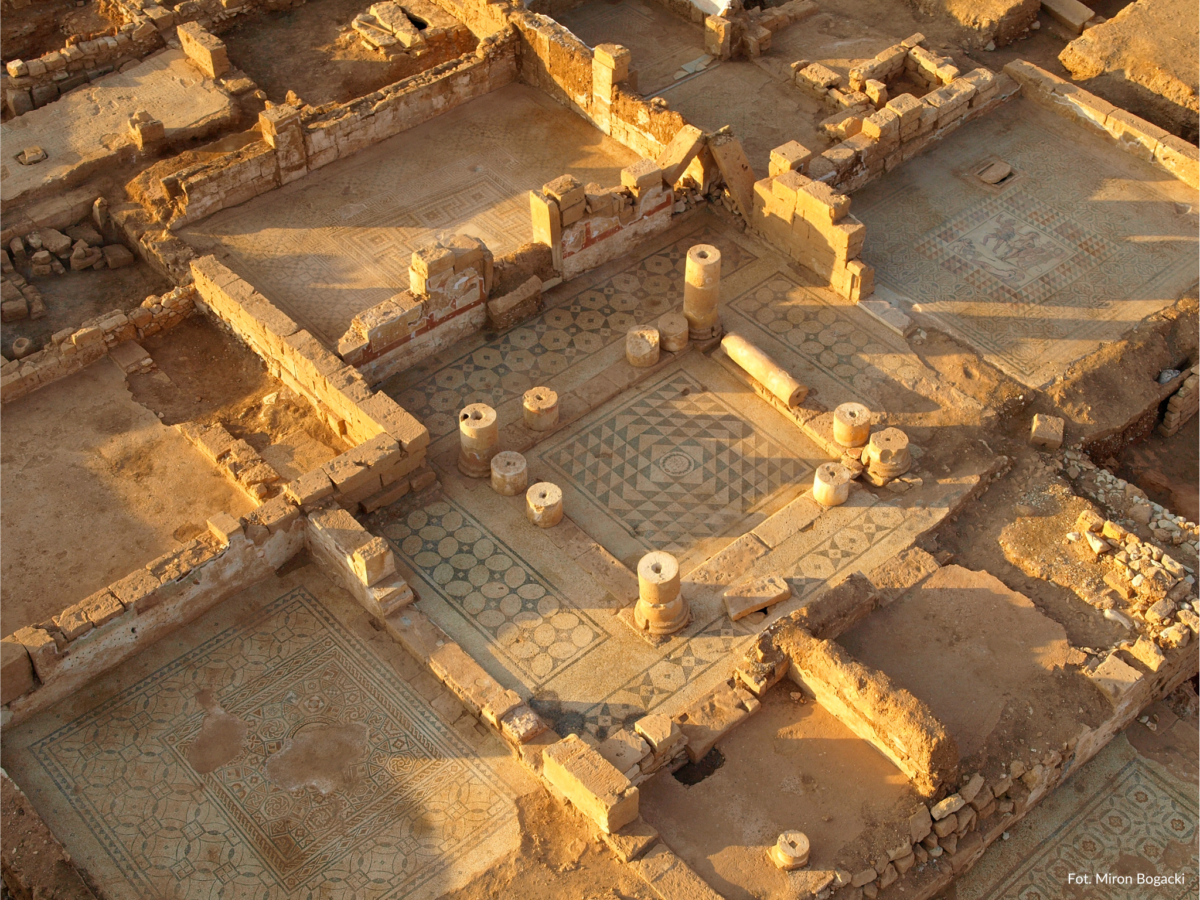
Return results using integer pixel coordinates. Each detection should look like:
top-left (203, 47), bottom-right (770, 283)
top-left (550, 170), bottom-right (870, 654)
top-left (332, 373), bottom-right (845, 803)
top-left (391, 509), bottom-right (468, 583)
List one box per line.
top-left (1160, 366), bottom-right (1199, 437)
top-left (1004, 59), bottom-right (1200, 188)
top-left (338, 235), bottom-right (494, 385)
top-left (510, 12), bottom-right (689, 159)
top-left (0, 285), bottom-right (197, 403)
top-left (164, 38), bottom-right (519, 228)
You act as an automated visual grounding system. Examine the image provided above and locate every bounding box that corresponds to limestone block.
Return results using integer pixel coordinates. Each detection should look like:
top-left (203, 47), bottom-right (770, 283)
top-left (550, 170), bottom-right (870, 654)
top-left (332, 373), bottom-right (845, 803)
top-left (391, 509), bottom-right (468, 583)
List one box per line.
top-left (621, 159), bottom-right (664, 196)
top-left (724, 574), bottom-right (791, 620)
top-left (1087, 652), bottom-right (1141, 702)
top-left (709, 135), bottom-right (756, 218)
top-left (543, 735), bottom-right (640, 833)
top-left (597, 729), bottom-right (651, 775)
top-left (769, 140), bottom-right (814, 177)
top-left (1042, 0), bottom-right (1095, 33)
top-left (656, 125), bottom-right (706, 186)
top-left (544, 174), bottom-right (585, 210)
top-left (1030, 413), bottom-right (1064, 450)
top-left (1, 636), bottom-right (35, 703)
top-left (635, 714), bottom-right (685, 758)
top-left (176, 22), bottom-right (230, 78)
top-left (676, 681), bottom-right (759, 762)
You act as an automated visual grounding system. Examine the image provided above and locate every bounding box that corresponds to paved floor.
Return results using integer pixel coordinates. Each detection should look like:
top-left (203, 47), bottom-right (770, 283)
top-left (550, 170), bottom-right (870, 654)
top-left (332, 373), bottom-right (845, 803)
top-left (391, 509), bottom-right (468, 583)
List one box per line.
top-left (373, 212), bottom-right (988, 743)
top-left (855, 97), bottom-right (1199, 389)
top-left (1, 565), bottom-right (534, 900)
top-left (953, 715), bottom-right (1199, 900)
top-left (181, 84), bottom-right (640, 345)
top-left (0, 358), bottom-right (255, 633)
top-left (0, 50), bottom-right (235, 203)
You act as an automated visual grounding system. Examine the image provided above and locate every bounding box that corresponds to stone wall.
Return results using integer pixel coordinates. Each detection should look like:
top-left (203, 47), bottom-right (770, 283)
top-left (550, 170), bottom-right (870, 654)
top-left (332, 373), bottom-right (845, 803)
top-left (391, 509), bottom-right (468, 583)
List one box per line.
top-left (1160, 365), bottom-right (1199, 437)
top-left (1, 515), bottom-right (302, 722)
top-left (163, 38), bottom-right (519, 228)
top-left (189, 256), bottom-right (435, 514)
top-left (0, 285), bottom-right (197, 404)
top-left (338, 234), bottom-right (493, 384)
top-left (1004, 59), bottom-right (1200, 188)
top-left (751, 163), bottom-right (875, 302)
top-left (795, 38), bottom-right (1014, 193)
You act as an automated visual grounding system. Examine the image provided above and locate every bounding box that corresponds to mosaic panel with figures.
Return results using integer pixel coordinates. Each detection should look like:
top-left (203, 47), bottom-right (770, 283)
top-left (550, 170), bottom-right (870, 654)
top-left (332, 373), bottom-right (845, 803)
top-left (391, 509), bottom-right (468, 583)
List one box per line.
top-left (386, 225), bottom-right (757, 437)
top-left (539, 368), bottom-right (812, 554)
top-left (380, 499), bottom-right (608, 684)
top-left (913, 192), bottom-right (1119, 305)
top-left (25, 586), bottom-right (514, 900)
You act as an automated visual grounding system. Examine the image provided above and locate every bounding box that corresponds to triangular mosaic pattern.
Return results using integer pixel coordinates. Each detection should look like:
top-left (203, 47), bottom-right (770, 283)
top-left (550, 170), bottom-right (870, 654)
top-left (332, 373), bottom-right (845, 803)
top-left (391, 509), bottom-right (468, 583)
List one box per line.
top-left (541, 370), bottom-right (812, 553)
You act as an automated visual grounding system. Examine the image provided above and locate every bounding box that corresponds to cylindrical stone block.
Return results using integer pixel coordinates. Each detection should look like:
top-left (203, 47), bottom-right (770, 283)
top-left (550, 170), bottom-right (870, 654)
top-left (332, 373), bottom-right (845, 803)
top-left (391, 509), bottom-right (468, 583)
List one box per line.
top-left (490, 451), bottom-right (528, 496)
top-left (721, 333), bottom-right (807, 407)
top-left (683, 244), bottom-right (721, 339)
top-left (10, 337), bottom-right (33, 359)
top-left (833, 402), bottom-right (872, 448)
top-left (813, 462), bottom-right (852, 507)
top-left (522, 386), bottom-right (559, 432)
top-left (658, 311), bottom-right (689, 353)
top-left (627, 326), bottom-right (660, 368)
top-left (634, 551), bottom-right (689, 635)
top-left (866, 427), bottom-right (912, 479)
top-left (769, 831), bottom-right (810, 870)
top-left (457, 403), bottom-right (498, 478)
top-left (526, 482), bottom-right (563, 528)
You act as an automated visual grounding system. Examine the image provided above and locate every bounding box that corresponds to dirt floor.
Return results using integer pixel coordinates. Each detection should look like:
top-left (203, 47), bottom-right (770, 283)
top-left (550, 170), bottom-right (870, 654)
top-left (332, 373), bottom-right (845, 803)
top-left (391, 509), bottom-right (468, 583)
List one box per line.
top-left (0, 0), bottom-right (113, 70)
top-left (441, 790), bottom-right (658, 900)
top-left (0, 356), bottom-right (256, 633)
top-left (1116, 424), bottom-right (1200, 523)
top-left (638, 688), bottom-right (916, 900)
top-left (128, 317), bottom-right (348, 480)
top-left (838, 565), bottom-right (1109, 769)
top-left (0, 262), bottom-right (172, 360)
top-left (218, 0), bottom-right (475, 107)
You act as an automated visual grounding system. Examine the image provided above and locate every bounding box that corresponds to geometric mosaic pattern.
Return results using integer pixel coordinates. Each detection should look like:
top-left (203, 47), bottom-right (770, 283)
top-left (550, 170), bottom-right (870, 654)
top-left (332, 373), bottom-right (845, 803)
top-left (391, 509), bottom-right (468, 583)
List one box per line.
top-left (786, 499), bottom-right (907, 594)
top-left (967, 757), bottom-right (1198, 900)
top-left (379, 499), bottom-right (608, 685)
top-left (913, 191), bottom-right (1119, 305)
top-left (25, 586), bottom-right (513, 900)
top-left (729, 272), bottom-right (913, 407)
top-left (385, 226), bottom-right (757, 438)
top-left (856, 108), bottom-right (1199, 387)
top-left (540, 369), bottom-right (811, 554)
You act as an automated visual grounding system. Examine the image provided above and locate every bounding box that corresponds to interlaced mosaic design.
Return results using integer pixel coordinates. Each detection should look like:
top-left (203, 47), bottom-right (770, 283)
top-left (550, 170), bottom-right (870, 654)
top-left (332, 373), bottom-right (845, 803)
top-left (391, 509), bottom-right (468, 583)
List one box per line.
top-left (972, 758), bottom-right (1198, 900)
top-left (381, 499), bottom-right (608, 684)
top-left (26, 586), bottom-right (513, 900)
top-left (539, 369), bottom-right (812, 554)
top-left (729, 273), bottom-right (913, 406)
top-left (385, 226), bottom-right (757, 438)
top-left (913, 192), bottom-right (1119, 305)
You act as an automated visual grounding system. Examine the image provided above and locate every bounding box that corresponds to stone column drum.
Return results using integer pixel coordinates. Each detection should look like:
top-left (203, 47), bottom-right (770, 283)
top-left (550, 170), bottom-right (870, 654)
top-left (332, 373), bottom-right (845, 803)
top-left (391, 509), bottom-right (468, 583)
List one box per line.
top-left (634, 551), bottom-right (690, 635)
top-left (490, 451), bottom-right (529, 496)
top-left (526, 482), bottom-right (563, 528)
top-left (721, 333), bottom-right (807, 407)
top-left (683, 244), bottom-right (721, 340)
top-left (627, 326), bottom-right (660, 367)
top-left (523, 386), bottom-right (560, 431)
top-left (833, 402), bottom-right (871, 448)
top-left (769, 831), bottom-right (810, 870)
top-left (457, 403), bottom-right (498, 478)
top-left (865, 427), bottom-right (912, 479)
top-left (658, 311), bottom-right (690, 353)
top-left (813, 462), bottom-right (851, 507)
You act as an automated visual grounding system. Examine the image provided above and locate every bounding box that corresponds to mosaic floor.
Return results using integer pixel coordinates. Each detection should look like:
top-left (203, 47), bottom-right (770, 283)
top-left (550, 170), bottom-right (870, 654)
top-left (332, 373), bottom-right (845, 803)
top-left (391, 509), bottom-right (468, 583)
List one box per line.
top-left (181, 84), bottom-right (640, 345)
top-left (374, 212), bottom-right (980, 741)
top-left (2, 570), bottom-right (527, 900)
top-left (957, 735), bottom-right (1199, 900)
top-left (854, 99), bottom-right (1199, 388)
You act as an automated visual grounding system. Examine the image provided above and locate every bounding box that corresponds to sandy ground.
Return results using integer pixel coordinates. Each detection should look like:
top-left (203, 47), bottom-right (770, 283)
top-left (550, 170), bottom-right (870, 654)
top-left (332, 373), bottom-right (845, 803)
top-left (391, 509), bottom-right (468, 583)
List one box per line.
top-left (0, 357), bottom-right (256, 632)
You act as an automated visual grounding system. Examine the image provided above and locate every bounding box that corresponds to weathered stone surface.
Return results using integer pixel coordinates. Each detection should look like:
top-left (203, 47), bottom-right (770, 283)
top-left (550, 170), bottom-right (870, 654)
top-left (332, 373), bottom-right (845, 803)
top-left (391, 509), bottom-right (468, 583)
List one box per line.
top-left (543, 735), bottom-right (640, 833)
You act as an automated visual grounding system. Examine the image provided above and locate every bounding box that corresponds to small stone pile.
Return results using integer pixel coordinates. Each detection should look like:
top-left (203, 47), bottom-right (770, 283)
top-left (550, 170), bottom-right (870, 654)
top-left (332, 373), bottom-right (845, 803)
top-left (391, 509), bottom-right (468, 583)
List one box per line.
top-left (1066, 508), bottom-right (1197, 652)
